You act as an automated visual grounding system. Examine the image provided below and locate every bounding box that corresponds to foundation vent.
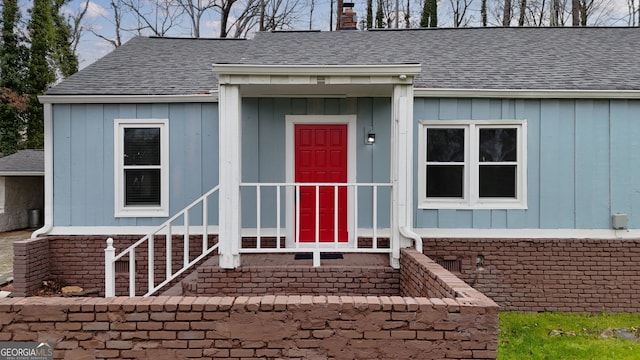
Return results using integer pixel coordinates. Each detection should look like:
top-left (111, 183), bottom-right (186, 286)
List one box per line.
top-left (437, 258), bottom-right (461, 273)
top-left (115, 260), bottom-right (129, 274)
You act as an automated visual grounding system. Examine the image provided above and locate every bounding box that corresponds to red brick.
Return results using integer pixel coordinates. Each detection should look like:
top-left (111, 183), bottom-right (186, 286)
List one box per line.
top-left (106, 340), bottom-right (133, 350)
top-left (230, 349), bottom-right (255, 357)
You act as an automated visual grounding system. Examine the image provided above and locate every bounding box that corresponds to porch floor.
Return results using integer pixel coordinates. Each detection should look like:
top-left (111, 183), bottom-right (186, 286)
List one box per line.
top-left (235, 253), bottom-right (391, 267)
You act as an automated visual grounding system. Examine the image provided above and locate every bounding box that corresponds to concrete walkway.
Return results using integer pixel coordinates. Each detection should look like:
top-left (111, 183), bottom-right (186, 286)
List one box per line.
top-left (0, 229), bottom-right (33, 286)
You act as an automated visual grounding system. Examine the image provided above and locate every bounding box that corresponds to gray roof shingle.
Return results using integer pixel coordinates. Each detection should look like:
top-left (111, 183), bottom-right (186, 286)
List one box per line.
top-left (0, 150), bottom-right (44, 175)
top-left (47, 27), bottom-right (640, 95)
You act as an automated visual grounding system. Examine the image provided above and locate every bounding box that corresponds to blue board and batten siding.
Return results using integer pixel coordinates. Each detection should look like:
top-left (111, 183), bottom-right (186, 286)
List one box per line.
top-left (52, 97), bottom-right (640, 231)
top-left (52, 103), bottom-right (219, 227)
top-left (413, 98), bottom-right (640, 230)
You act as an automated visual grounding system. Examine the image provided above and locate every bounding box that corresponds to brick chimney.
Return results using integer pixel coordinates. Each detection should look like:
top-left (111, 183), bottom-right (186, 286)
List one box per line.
top-left (337, 1), bottom-right (358, 30)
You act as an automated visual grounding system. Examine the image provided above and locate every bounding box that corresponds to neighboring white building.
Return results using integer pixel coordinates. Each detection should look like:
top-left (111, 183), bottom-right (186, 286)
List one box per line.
top-left (0, 150), bottom-right (44, 232)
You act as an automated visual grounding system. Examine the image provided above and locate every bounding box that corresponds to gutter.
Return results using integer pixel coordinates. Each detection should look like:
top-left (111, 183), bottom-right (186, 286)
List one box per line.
top-left (32, 103), bottom-right (53, 239)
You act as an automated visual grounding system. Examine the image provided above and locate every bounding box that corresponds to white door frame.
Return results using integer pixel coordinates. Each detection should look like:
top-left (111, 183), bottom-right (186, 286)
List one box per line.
top-left (285, 115), bottom-right (357, 248)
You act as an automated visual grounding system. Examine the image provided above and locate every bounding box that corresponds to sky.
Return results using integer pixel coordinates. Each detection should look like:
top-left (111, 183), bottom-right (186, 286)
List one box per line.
top-left (61, 0), bottom-right (636, 69)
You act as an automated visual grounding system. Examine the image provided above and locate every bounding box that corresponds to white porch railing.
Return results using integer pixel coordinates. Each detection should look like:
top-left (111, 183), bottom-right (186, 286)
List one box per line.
top-left (240, 182), bottom-right (393, 266)
top-left (105, 185), bottom-right (220, 297)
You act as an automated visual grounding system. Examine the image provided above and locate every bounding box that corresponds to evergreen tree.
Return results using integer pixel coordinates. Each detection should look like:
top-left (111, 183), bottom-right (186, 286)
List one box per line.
top-left (24, 0), bottom-right (57, 149)
top-left (0, 0), bottom-right (28, 155)
top-left (22, 0), bottom-right (79, 149)
top-left (366, 0), bottom-right (373, 29)
top-left (375, 0), bottom-right (385, 28)
top-left (420, 0), bottom-right (437, 27)
top-left (52, 0), bottom-right (79, 77)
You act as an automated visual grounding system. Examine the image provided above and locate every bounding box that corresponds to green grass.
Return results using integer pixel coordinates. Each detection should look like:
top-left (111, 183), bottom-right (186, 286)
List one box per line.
top-left (499, 312), bottom-right (640, 360)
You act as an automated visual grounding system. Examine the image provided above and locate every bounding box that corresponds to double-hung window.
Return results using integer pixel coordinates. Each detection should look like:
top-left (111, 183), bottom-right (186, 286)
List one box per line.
top-left (418, 120), bottom-right (527, 209)
top-left (114, 119), bottom-right (169, 217)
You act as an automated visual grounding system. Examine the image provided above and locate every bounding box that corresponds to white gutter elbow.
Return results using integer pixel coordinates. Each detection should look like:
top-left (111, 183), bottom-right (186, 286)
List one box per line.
top-left (32, 223), bottom-right (52, 239)
top-left (399, 226), bottom-right (423, 253)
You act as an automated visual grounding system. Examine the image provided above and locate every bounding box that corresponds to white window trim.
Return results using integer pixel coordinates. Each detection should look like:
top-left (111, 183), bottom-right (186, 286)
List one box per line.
top-left (418, 120), bottom-right (527, 210)
top-left (0, 176), bottom-right (5, 214)
top-left (114, 119), bottom-right (169, 217)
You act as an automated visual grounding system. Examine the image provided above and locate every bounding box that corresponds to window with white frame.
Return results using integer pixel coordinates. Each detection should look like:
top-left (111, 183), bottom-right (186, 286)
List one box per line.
top-left (114, 119), bottom-right (169, 217)
top-left (418, 120), bottom-right (527, 209)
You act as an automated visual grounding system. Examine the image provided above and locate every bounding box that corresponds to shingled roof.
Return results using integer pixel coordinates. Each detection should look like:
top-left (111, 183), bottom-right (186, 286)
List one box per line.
top-left (47, 27), bottom-right (640, 96)
top-left (0, 150), bottom-right (44, 176)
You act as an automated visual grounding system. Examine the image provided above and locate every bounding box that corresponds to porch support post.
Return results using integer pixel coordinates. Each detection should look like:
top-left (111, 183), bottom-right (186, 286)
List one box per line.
top-left (218, 83), bottom-right (242, 269)
top-left (391, 83), bottom-right (415, 269)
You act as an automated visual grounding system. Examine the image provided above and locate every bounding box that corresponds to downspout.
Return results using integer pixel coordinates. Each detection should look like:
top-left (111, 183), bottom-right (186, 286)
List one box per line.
top-left (399, 226), bottom-right (422, 253)
top-left (32, 102), bottom-right (53, 238)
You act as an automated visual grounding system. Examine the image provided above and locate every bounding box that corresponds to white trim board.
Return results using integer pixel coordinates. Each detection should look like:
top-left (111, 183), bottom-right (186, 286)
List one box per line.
top-left (412, 228), bottom-right (640, 240)
top-left (39, 87), bottom-right (640, 105)
top-left (414, 88), bottom-right (640, 99)
top-left (43, 226), bottom-right (640, 240)
top-left (0, 172), bottom-right (44, 176)
top-left (39, 94), bottom-right (218, 104)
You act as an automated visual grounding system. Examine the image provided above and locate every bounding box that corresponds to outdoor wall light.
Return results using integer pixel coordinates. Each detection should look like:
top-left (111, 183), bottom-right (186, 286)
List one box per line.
top-left (366, 131), bottom-right (376, 145)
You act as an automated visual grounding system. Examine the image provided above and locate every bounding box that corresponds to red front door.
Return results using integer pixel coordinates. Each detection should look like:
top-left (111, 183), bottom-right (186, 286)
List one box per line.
top-left (295, 124), bottom-right (348, 242)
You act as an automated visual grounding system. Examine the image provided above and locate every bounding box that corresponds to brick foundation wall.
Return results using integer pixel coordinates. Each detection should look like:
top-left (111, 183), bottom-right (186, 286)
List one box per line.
top-left (12, 237), bottom-right (50, 297)
top-left (15, 235), bottom-right (217, 297)
top-left (0, 294), bottom-right (498, 359)
top-left (193, 265), bottom-right (400, 296)
top-left (423, 238), bottom-right (640, 312)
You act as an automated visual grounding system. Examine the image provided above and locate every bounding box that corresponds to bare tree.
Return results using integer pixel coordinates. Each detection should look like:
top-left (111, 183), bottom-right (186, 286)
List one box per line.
top-left (627, 0), bottom-right (637, 26)
top-left (449, 0), bottom-right (472, 27)
top-left (549, 0), bottom-right (560, 25)
top-left (308, 0), bottom-right (315, 29)
top-left (481, 0), bottom-right (487, 26)
top-left (89, 0), bottom-right (125, 48)
top-left (176, 0), bottom-right (217, 37)
top-left (121, 0), bottom-right (183, 36)
top-left (503, 0), bottom-right (512, 25)
top-left (227, 0), bottom-right (302, 38)
top-left (404, 0), bottom-right (411, 28)
top-left (215, 0), bottom-right (237, 37)
top-left (67, 0), bottom-right (90, 53)
top-left (571, 0), bottom-right (579, 25)
top-left (518, 0), bottom-right (527, 25)
top-left (261, 0), bottom-right (302, 31)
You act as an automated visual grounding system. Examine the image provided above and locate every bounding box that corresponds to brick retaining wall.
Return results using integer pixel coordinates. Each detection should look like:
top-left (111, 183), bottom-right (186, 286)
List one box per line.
top-left (423, 238), bottom-right (640, 312)
top-left (12, 237), bottom-right (50, 297)
top-left (0, 293), bottom-right (497, 359)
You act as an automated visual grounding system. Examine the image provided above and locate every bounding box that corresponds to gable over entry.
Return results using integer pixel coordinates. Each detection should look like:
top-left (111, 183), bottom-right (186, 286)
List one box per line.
top-left (213, 64), bottom-right (422, 268)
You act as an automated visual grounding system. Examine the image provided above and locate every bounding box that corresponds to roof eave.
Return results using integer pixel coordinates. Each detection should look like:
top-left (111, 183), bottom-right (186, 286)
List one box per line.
top-left (414, 88), bottom-right (640, 99)
top-left (0, 171), bottom-right (44, 176)
top-left (38, 93), bottom-right (219, 104)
